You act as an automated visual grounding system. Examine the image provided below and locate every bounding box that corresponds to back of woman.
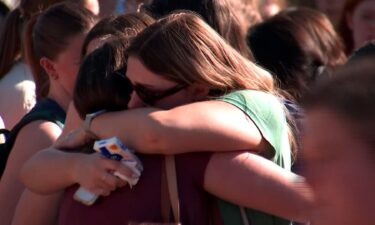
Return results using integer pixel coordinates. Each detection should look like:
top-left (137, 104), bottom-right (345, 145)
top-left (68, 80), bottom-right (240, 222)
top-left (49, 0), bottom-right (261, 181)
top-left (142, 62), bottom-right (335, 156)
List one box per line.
top-left (0, 3), bottom-right (95, 225)
top-left (0, 0), bottom-right (66, 129)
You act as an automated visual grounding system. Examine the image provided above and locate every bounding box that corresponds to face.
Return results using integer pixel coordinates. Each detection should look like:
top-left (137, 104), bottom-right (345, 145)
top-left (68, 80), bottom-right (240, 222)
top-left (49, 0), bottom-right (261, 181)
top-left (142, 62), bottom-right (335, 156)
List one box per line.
top-left (126, 56), bottom-right (198, 109)
top-left (52, 34), bottom-right (86, 96)
top-left (302, 108), bottom-right (375, 225)
top-left (347, 0), bottom-right (375, 49)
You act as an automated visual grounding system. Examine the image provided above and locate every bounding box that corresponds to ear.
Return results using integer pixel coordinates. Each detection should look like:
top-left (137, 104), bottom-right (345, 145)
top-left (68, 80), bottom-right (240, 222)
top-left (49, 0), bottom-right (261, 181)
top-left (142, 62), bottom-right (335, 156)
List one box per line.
top-left (187, 84), bottom-right (210, 101)
top-left (346, 12), bottom-right (354, 31)
top-left (40, 57), bottom-right (58, 80)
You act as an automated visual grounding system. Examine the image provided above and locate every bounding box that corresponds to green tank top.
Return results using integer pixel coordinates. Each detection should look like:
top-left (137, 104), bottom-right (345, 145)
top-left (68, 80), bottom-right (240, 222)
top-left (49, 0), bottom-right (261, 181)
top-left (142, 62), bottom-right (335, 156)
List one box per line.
top-left (216, 90), bottom-right (291, 225)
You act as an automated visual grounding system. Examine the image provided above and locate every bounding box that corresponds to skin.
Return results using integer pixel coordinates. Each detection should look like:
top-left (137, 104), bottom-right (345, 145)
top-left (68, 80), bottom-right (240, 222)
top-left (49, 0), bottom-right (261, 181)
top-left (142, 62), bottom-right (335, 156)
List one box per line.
top-left (302, 108), bottom-right (375, 225)
top-left (260, 1), bottom-right (283, 19)
top-left (0, 116), bottom-right (5, 143)
top-left (346, 0), bottom-right (375, 49)
top-left (0, 34), bottom-right (86, 225)
top-left (20, 56), bottom-right (313, 222)
top-left (84, 0), bottom-right (100, 15)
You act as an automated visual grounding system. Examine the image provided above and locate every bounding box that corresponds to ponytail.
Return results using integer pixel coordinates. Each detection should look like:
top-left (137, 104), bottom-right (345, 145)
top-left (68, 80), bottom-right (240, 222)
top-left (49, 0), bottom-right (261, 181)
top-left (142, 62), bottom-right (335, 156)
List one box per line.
top-left (23, 14), bottom-right (49, 100)
top-left (0, 8), bottom-right (23, 79)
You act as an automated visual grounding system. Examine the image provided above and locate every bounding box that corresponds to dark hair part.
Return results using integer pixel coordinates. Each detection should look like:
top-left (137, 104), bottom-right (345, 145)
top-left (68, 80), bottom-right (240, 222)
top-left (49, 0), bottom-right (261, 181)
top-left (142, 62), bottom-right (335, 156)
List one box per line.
top-left (338, 0), bottom-right (365, 54)
top-left (140, 0), bottom-right (254, 60)
top-left (303, 60), bottom-right (375, 150)
top-left (0, 0), bottom-right (66, 80)
top-left (81, 12), bottom-right (154, 57)
top-left (23, 2), bottom-right (96, 99)
top-left (247, 7), bottom-right (346, 102)
top-left (74, 37), bottom-right (133, 119)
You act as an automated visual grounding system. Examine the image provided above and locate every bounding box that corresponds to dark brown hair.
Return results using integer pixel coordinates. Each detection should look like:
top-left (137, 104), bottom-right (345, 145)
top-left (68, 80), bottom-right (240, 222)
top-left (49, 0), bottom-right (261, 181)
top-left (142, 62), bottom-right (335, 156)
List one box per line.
top-left (0, 0), bottom-right (66, 80)
top-left (81, 12), bottom-right (154, 57)
top-left (247, 7), bottom-right (346, 102)
top-left (338, 0), bottom-right (365, 54)
top-left (74, 37), bottom-right (133, 119)
top-left (140, 0), bottom-right (254, 60)
top-left (23, 2), bottom-right (96, 99)
top-left (281, 7), bottom-right (347, 67)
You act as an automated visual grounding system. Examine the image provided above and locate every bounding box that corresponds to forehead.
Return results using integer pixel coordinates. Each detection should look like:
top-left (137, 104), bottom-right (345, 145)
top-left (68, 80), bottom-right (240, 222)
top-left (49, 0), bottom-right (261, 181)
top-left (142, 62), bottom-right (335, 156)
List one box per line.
top-left (126, 56), bottom-right (176, 87)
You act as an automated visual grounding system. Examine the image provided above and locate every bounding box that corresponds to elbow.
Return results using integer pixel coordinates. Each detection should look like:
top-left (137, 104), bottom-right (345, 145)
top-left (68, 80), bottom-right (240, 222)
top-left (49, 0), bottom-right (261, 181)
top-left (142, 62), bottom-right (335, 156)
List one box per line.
top-left (290, 178), bottom-right (315, 223)
top-left (19, 161), bottom-right (31, 188)
top-left (18, 157), bottom-right (51, 195)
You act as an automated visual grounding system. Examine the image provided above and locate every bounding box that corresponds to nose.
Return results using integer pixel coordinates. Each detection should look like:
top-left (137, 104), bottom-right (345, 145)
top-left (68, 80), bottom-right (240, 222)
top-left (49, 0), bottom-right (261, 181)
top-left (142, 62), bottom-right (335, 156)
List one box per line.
top-left (128, 92), bottom-right (147, 109)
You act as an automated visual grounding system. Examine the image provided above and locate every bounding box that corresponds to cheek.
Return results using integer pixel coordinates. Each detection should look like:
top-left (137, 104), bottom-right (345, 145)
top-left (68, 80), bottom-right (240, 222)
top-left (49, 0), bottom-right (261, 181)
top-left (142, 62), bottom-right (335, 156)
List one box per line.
top-left (155, 91), bottom-right (193, 109)
top-left (128, 92), bottom-right (146, 109)
top-left (57, 64), bottom-right (79, 94)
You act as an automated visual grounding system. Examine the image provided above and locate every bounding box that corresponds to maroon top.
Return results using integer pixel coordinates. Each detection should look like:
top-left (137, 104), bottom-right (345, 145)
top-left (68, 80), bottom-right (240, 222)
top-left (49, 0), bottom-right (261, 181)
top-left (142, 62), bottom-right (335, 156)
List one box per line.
top-left (58, 153), bottom-right (223, 225)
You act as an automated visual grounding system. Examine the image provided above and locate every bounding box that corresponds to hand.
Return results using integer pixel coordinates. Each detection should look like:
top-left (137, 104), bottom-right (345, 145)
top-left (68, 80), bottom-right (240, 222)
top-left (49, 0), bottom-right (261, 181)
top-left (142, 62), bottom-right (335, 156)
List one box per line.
top-left (72, 153), bottom-right (137, 196)
top-left (54, 127), bottom-right (92, 150)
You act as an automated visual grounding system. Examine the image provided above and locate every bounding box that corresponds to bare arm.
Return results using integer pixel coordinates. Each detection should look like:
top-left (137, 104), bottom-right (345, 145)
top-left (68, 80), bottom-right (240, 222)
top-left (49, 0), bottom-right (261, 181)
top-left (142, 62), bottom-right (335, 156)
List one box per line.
top-left (61, 100), bottom-right (267, 154)
top-left (0, 121), bottom-right (62, 225)
top-left (20, 147), bottom-right (130, 195)
top-left (204, 152), bottom-right (314, 223)
top-left (11, 190), bottom-right (62, 225)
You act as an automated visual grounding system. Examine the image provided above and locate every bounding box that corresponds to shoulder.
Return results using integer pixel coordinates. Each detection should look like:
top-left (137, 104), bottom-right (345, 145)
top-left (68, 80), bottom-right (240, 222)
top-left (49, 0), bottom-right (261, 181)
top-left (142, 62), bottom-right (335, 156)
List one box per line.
top-left (16, 120), bottom-right (62, 144)
top-left (217, 90), bottom-right (286, 123)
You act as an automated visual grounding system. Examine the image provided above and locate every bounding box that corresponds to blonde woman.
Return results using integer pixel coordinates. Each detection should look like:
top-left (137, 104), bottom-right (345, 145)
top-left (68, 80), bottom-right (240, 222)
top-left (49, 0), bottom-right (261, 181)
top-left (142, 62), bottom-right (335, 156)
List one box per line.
top-left (22, 12), bottom-right (312, 225)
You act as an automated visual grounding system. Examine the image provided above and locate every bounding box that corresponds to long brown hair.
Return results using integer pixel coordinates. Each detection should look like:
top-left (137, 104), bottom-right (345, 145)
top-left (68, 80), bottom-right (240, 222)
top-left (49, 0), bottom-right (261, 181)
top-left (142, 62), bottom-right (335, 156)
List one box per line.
top-left (0, 0), bottom-right (66, 80)
top-left (140, 0), bottom-right (254, 60)
top-left (128, 12), bottom-right (298, 159)
top-left (23, 2), bottom-right (96, 99)
top-left (127, 11), bottom-right (274, 94)
top-left (282, 7), bottom-right (347, 67)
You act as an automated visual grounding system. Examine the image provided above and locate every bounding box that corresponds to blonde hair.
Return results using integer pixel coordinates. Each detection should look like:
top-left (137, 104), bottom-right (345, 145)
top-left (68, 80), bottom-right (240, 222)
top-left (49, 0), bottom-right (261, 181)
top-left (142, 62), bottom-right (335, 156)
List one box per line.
top-left (127, 11), bottom-right (275, 95)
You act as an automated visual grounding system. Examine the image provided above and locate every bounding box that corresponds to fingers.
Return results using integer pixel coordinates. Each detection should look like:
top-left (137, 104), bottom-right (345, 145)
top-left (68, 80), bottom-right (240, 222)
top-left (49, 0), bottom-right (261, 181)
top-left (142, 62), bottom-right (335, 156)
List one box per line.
top-left (95, 157), bottom-right (132, 189)
top-left (100, 157), bottom-right (135, 183)
top-left (76, 153), bottom-right (138, 198)
top-left (100, 172), bottom-right (122, 191)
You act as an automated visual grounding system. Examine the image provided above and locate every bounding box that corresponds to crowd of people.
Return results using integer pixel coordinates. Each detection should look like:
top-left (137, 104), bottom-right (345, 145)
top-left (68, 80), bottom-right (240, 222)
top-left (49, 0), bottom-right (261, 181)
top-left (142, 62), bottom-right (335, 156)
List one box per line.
top-left (0, 0), bottom-right (374, 225)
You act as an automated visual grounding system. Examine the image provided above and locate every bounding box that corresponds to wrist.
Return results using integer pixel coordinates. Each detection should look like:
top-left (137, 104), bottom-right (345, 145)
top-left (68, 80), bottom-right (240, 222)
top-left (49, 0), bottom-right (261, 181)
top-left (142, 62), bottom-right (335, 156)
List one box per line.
top-left (84, 110), bottom-right (106, 139)
top-left (69, 153), bottom-right (84, 184)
